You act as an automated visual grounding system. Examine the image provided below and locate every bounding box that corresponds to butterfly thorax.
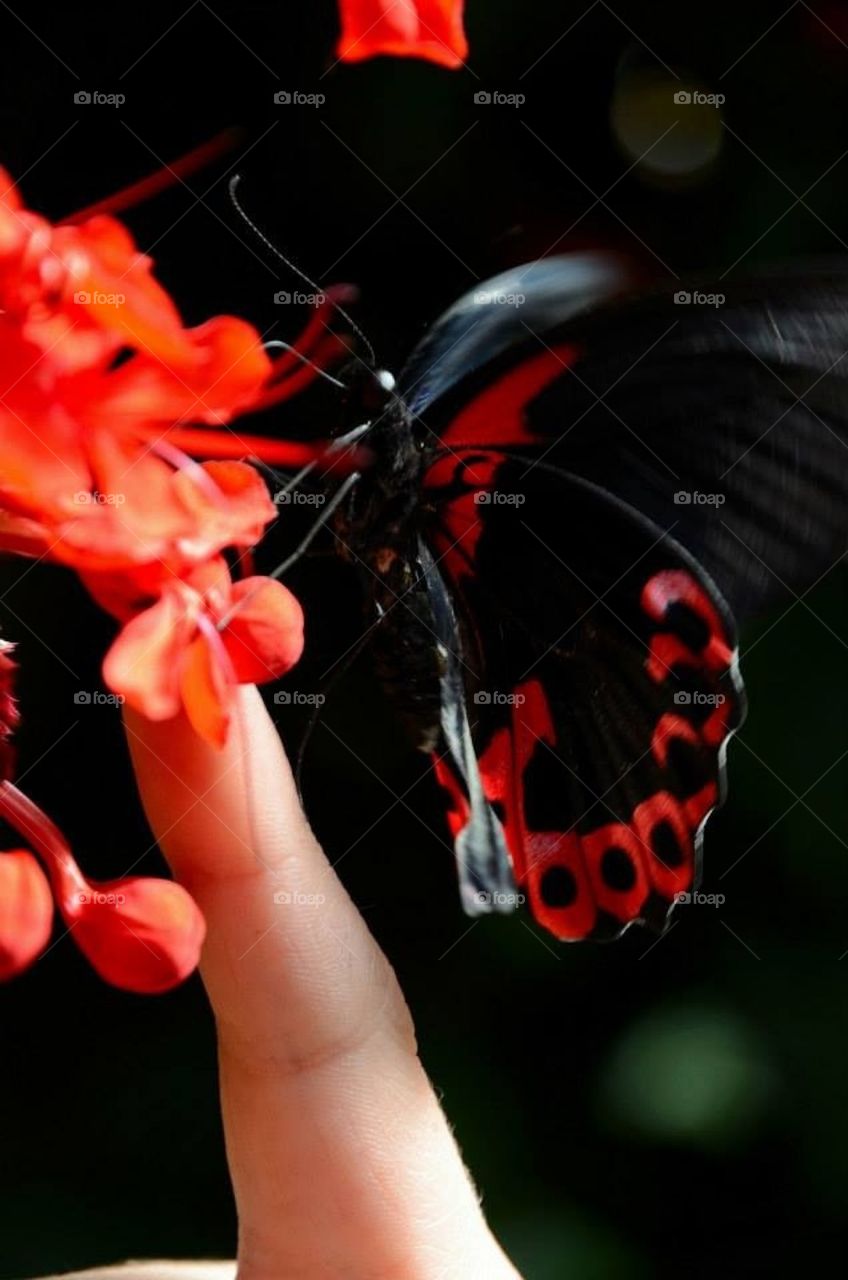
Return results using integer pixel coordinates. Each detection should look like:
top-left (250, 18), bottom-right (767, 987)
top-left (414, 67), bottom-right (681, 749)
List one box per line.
top-left (333, 391), bottom-right (445, 751)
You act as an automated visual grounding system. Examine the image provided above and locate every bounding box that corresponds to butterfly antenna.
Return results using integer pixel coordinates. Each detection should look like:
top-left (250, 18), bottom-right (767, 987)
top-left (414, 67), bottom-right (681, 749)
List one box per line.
top-left (229, 174), bottom-right (377, 366)
top-left (263, 339), bottom-right (347, 389)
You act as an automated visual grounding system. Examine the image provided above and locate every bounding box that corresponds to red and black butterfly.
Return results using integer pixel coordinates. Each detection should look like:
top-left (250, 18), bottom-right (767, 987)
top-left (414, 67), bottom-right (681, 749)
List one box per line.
top-left (309, 254), bottom-right (848, 942)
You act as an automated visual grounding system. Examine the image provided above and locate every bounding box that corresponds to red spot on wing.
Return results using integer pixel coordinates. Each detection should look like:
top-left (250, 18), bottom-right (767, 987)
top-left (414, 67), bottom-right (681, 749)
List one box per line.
top-left (438, 343), bottom-right (579, 449)
top-left (524, 832), bottom-right (598, 941)
top-left (651, 713), bottom-right (700, 767)
top-left (632, 791), bottom-right (694, 899)
top-left (424, 453), bottom-right (501, 578)
top-left (432, 568), bottom-right (739, 942)
top-left (581, 822), bottom-right (651, 924)
top-left (685, 782), bottom-right (719, 829)
top-left (642, 569), bottom-right (733, 680)
top-left (477, 679), bottom-right (554, 884)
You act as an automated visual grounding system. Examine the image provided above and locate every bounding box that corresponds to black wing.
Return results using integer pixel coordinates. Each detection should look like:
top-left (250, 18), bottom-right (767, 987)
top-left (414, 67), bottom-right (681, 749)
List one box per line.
top-left (399, 255), bottom-right (848, 939)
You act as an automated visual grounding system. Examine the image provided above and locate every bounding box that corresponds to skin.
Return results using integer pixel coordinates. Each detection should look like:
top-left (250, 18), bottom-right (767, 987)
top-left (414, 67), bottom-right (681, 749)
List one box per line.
top-left (36, 687), bottom-right (520, 1280)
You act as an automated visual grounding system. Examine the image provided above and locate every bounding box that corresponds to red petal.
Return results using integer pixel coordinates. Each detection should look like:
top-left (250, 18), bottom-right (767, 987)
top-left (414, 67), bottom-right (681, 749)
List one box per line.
top-left (70, 876), bottom-right (206, 994)
top-left (102, 591), bottom-right (190, 720)
top-left (52, 215), bottom-right (193, 365)
top-left (337, 0), bottom-right (468, 67)
top-left (86, 316), bottom-right (272, 429)
top-left (172, 459), bottom-right (277, 550)
top-left (0, 849), bottom-right (54, 981)
top-left (221, 576), bottom-right (304, 683)
top-left (179, 632), bottom-right (232, 749)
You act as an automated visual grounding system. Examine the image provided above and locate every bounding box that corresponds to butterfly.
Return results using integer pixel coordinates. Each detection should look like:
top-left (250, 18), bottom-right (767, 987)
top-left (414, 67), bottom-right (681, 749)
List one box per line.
top-left (296, 253), bottom-right (848, 942)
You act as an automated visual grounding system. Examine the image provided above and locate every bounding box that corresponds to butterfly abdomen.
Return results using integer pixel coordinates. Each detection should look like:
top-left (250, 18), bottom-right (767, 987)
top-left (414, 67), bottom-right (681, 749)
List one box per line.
top-left (369, 560), bottom-right (444, 753)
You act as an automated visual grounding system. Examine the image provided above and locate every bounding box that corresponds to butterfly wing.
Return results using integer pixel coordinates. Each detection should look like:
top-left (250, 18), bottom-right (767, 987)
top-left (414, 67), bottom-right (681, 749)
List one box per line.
top-left (421, 457), bottom-right (743, 939)
top-left (406, 259), bottom-right (848, 619)
top-left (399, 256), bottom-right (848, 938)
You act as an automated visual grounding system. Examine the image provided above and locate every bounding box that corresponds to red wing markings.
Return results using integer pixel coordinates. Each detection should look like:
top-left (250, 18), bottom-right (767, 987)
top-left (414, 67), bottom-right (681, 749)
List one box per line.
top-left (432, 568), bottom-right (739, 941)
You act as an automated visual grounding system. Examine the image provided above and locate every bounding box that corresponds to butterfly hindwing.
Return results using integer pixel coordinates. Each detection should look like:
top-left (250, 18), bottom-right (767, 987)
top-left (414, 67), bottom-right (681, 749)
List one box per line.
top-left (421, 456), bottom-right (743, 939)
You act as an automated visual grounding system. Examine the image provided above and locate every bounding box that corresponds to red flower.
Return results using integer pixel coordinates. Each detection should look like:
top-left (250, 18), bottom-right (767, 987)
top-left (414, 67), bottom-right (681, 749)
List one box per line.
top-left (0, 653), bottom-right (205, 992)
top-left (0, 168), bottom-right (349, 746)
top-left (0, 153), bottom-right (354, 992)
top-left (99, 557), bottom-right (304, 749)
top-left (337, 0), bottom-right (468, 68)
top-left (0, 851), bottom-right (54, 983)
top-left (0, 640), bottom-right (19, 782)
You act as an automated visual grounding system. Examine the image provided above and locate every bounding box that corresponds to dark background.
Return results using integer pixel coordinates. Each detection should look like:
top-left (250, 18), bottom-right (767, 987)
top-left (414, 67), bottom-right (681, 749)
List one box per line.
top-left (1, 2), bottom-right (848, 1276)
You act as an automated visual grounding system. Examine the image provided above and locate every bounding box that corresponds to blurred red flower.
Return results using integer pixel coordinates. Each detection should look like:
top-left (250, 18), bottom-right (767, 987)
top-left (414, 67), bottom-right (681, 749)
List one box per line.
top-left (0, 154), bottom-right (351, 992)
top-left (0, 650), bottom-right (206, 991)
top-left (0, 167), bottom-right (324, 745)
top-left (337, 0), bottom-right (468, 68)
